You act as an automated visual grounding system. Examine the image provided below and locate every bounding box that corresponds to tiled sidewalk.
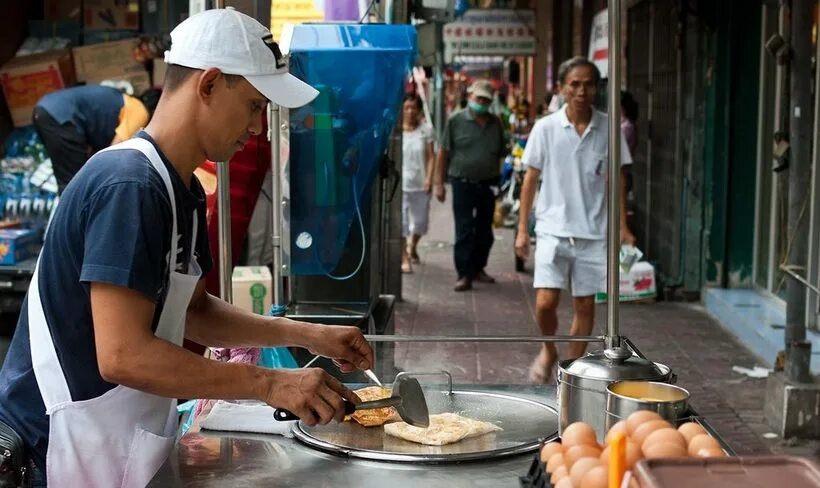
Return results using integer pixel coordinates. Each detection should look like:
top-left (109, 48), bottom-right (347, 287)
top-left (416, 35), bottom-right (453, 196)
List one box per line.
top-left (395, 189), bottom-right (819, 459)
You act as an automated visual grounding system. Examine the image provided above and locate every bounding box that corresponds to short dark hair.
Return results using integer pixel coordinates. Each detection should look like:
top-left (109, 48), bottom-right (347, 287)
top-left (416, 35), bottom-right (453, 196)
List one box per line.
top-left (139, 88), bottom-right (162, 118)
top-left (403, 92), bottom-right (423, 111)
top-left (163, 64), bottom-right (243, 92)
top-left (621, 91), bottom-right (639, 122)
top-left (557, 56), bottom-right (601, 85)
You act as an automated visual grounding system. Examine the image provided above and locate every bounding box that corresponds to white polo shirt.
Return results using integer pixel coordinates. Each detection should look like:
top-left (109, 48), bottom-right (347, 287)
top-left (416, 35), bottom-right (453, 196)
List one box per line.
top-left (521, 105), bottom-right (632, 240)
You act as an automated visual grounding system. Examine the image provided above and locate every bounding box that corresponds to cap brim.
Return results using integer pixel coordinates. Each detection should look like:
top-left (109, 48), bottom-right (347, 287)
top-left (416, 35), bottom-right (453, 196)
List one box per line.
top-left (245, 72), bottom-right (319, 108)
top-left (473, 90), bottom-right (494, 100)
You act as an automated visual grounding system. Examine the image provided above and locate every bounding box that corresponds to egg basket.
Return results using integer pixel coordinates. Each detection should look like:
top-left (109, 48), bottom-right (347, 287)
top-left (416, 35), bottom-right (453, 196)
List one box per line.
top-left (520, 415), bottom-right (733, 488)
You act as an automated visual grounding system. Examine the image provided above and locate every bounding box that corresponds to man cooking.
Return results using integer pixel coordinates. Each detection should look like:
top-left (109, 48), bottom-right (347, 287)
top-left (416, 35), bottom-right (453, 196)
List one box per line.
top-left (0, 8), bottom-right (373, 487)
top-left (33, 84), bottom-right (160, 194)
top-left (515, 57), bottom-right (635, 384)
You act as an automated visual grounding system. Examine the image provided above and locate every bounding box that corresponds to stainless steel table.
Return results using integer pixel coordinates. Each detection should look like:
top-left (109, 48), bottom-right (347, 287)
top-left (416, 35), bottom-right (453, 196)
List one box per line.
top-left (150, 385), bottom-right (559, 488)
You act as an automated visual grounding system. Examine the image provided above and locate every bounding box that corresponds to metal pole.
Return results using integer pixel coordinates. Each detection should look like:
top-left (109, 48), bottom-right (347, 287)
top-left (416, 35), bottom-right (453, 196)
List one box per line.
top-left (433, 23), bottom-right (445, 146)
top-left (211, 0), bottom-right (232, 303)
top-left (270, 104), bottom-right (284, 306)
top-left (606, 0), bottom-right (622, 349)
top-left (362, 335), bottom-right (606, 343)
top-left (785, 0), bottom-right (813, 383)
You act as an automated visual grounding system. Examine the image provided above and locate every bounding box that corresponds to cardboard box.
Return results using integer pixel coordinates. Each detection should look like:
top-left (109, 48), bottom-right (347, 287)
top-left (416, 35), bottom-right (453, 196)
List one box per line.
top-left (0, 50), bottom-right (76, 127)
top-left (0, 229), bottom-right (41, 265)
top-left (595, 261), bottom-right (657, 304)
top-left (89, 69), bottom-right (150, 95)
top-left (84, 0), bottom-right (140, 31)
top-left (232, 266), bottom-right (272, 315)
top-left (45, 0), bottom-right (82, 21)
top-left (72, 39), bottom-right (141, 82)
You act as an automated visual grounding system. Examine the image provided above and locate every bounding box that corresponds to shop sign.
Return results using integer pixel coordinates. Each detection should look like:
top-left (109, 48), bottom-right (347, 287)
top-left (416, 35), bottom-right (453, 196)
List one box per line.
top-left (443, 9), bottom-right (535, 62)
top-left (588, 9), bottom-right (608, 78)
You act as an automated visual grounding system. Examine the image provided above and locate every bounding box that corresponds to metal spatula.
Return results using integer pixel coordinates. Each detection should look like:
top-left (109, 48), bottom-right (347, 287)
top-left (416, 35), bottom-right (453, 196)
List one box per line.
top-left (273, 376), bottom-right (430, 428)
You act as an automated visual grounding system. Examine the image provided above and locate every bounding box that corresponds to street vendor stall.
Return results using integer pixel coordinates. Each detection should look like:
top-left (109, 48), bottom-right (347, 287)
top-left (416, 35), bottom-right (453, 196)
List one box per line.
top-left (150, 2), bottom-right (818, 488)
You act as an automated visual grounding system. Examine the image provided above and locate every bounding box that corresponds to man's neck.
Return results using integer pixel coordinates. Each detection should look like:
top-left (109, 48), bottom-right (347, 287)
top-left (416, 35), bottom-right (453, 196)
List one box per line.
top-left (143, 105), bottom-right (205, 188)
top-left (566, 106), bottom-right (593, 126)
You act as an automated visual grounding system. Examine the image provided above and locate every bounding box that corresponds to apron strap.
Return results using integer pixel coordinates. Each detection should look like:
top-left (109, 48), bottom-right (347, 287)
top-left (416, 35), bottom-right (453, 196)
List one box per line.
top-left (29, 138), bottom-right (196, 410)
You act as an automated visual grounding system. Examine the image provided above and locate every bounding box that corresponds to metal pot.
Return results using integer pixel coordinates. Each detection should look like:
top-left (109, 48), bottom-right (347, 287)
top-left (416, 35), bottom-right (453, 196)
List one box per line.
top-left (557, 348), bottom-right (673, 441)
top-left (605, 381), bottom-right (690, 431)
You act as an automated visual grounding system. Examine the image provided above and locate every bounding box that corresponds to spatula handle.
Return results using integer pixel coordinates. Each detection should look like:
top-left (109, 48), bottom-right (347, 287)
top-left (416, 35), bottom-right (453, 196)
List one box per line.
top-left (273, 401), bottom-right (357, 421)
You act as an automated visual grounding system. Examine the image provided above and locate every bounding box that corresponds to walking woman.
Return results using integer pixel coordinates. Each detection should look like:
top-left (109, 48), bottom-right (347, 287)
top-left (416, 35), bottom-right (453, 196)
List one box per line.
top-left (401, 93), bottom-right (435, 273)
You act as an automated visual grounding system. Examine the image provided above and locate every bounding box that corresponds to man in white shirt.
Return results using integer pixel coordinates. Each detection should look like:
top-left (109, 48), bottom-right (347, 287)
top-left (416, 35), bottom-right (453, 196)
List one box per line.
top-left (515, 57), bottom-right (636, 383)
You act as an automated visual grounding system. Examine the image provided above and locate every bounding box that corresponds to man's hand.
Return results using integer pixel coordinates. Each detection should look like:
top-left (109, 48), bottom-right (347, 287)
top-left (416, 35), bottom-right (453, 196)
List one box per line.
top-left (434, 183), bottom-right (446, 202)
top-left (515, 230), bottom-right (531, 260)
top-left (305, 325), bottom-right (374, 373)
top-left (620, 225), bottom-right (637, 246)
top-left (261, 369), bottom-right (360, 426)
top-left (423, 178), bottom-right (433, 194)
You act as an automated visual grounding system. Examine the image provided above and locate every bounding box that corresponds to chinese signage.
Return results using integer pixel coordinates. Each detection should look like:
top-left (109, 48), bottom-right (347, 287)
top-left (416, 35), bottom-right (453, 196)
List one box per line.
top-left (588, 9), bottom-right (608, 78)
top-left (271, 0), bottom-right (324, 41)
top-left (443, 9), bottom-right (536, 62)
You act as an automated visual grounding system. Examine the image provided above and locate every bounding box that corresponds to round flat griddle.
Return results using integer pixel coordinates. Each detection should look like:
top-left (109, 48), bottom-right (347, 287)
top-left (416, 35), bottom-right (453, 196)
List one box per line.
top-left (292, 388), bottom-right (559, 463)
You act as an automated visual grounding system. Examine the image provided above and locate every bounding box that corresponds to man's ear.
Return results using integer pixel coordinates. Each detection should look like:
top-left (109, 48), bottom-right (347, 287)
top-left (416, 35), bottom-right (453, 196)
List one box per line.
top-left (196, 68), bottom-right (223, 102)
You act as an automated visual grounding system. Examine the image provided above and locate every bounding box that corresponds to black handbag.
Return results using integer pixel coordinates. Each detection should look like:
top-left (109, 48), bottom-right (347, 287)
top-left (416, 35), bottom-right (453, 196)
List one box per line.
top-left (0, 420), bottom-right (27, 488)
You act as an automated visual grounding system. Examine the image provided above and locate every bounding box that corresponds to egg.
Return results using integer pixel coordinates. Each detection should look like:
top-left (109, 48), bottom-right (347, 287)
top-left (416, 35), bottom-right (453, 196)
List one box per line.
top-left (547, 452), bottom-right (565, 473)
top-left (631, 419), bottom-right (672, 446)
top-left (550, 465), bottom-right (568, 484)
top-left (626, 410), bottom-right (664, 434)
top-left (696, 447), bottom-right (726, 458)
top-left (540, 442), bottom-right (563, 463)
top-left (600, 440), bottom-right (643, 469)
top-left (643, 441), bottom-right (688, 459)
top-left (677, 422), bottom-right (708, 444)
top-left (642, 428), bottom-right (687, 452)
top-left (564, 444), bottom-right (603, 468)
top-left (605, 420), bottom-right (628, 445)
top-left (562, 422), bottom-right (599, 448)
top-left (580, 465), bottom-right (610, 488)
top-left (555, 477), bottom-right (574, 488)
top-left (570, 457), bottom-right (602, 487)
top-left (687, 434), bottom-right (721, 457)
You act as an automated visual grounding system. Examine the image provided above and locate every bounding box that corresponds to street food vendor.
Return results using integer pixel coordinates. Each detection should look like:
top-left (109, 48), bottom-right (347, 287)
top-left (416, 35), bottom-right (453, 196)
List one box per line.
top-left (0, 8), bottom-right (372, 487)
top-left (33, 84), bottom-right (160, 194)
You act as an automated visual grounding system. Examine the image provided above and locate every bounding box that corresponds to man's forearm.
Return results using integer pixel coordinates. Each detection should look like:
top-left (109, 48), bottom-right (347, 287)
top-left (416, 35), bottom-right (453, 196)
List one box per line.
top-left (518, 168), bottom-right (540, 233)
top-left (435, 150), bottom-right (448, 184)
top-left (620, 168), bottom-right (629, 229)
top-left (185, 291), bottom-right (317, 348)
top-left (105, 334), bottom-right (268, 401)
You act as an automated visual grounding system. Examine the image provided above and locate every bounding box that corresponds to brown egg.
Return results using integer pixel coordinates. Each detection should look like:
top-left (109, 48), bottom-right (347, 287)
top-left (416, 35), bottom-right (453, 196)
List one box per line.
top-left (550, 465), bottom-right (568, 484)
top-left (631, 420), bottom-right (672, 446)
top-left (642, 428), bottom-right (687, 452)
top-left (555, 477), bottom-right (574, 488)
top-left (570, 457), bottom-right (602, 487)
top-left (600, 440), bottom-right (643, 469)
top-left (643, 441), bottom-right (688, 459)
top-left (564, 444), bottom-right (603, 469)
top-left (562, 422), bottom-right (599, 447)
top-left (626, 410), bottom-right (664, 434)
top-left (547, 452), bottom-right (565, 473)
top-left (677, 422), bottom-right (708, 444)
top-left (687, 434), bottom-right (721, 457)
top-left (580, 465), bottom-right (610, 488)
top-left (605, 420), bottom-right (629, 445)
top-left (540, 442), bottom-right (563, 463)
top-left (696, 447), bottom-right (726, 458)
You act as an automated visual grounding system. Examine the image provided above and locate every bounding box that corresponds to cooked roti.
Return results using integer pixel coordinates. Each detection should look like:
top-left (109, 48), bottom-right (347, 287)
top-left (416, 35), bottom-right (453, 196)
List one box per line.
top-left (344, 386), bottom-right (400, 427)
top-left (383, 412), bottom-right (502, 446)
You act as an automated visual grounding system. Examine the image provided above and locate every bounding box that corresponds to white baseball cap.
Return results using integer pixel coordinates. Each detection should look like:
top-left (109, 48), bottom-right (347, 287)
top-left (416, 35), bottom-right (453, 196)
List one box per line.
top-left (164, 8), bottom-right (319, 108)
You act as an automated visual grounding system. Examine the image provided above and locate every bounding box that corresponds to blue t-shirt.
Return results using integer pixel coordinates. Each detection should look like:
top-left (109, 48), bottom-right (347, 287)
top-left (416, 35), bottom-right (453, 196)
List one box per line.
top-left (36, 85), bottom-right (124, 151)
top-left (0, 132), bottom-right (213, 470)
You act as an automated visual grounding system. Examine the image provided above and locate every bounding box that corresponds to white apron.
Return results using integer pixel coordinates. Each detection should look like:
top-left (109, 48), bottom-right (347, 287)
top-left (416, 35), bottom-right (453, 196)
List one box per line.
top-left (28, 137), bottom-right (202, 487)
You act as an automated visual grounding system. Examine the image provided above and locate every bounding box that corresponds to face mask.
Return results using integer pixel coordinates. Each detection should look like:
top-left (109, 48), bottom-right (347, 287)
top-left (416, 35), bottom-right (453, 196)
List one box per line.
top-left (468, 101), bottom-right (489, 114)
